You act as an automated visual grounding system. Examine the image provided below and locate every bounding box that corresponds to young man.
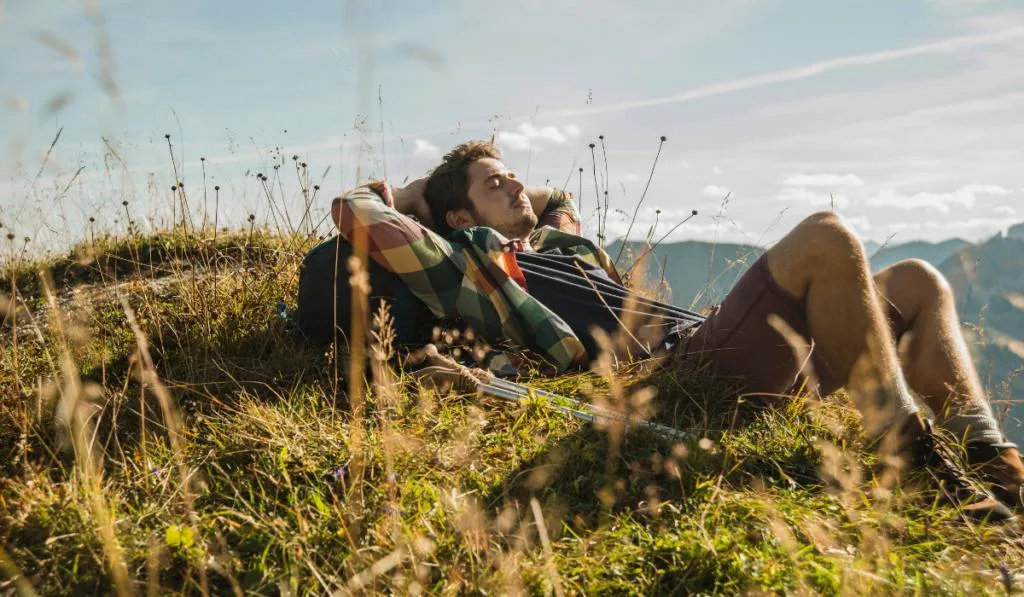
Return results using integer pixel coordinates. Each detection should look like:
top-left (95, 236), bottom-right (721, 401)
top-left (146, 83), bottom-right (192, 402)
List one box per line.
top-left (319, 141), bottom-right (1024, 522)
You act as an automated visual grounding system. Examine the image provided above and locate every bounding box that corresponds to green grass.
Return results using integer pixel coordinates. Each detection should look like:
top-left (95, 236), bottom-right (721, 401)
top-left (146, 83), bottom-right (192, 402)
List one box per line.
top-left (1, 227), bottom-right (1022, 595)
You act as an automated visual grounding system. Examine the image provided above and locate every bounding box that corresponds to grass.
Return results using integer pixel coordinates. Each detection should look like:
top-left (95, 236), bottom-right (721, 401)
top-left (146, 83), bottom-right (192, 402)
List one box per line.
top-left (2, 224), bottom-right (1023, 596)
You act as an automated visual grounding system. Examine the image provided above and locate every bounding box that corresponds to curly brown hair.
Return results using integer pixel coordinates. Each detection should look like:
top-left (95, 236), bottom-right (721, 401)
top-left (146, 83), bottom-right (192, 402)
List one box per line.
top-left (424, 141), bottom-right (501, 235)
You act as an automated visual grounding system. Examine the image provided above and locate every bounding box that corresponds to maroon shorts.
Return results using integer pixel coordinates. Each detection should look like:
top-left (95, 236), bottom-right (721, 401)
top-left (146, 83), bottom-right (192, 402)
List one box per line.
top-left (675, 254), bottom-right (909, 398)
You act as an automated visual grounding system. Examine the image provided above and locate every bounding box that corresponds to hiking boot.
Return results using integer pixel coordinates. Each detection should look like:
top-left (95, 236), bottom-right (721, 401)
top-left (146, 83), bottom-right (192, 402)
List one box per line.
top-left (880, 413), bottom-right (1015, 524)
top-left (965, 441), bottom-right (1024, 512)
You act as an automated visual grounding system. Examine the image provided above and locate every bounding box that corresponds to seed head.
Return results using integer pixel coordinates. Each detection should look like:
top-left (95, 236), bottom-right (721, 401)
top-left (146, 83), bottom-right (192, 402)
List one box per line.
top-left (313, 185), bottom-right (320, 191)
top-left (164, 133), bottom-right (170, 140)
top-left (660, 135), bottom-right (667, 142)
top-left (214, 185), bottom-right (220, 191)
top-left (691, 209), bottom-right (698, 216)
top-left (598, 135), bottom-right (604, 140)
top-left (6, 233), bottom-right (14, 241)
top-left (171, 185), bottom-right (177, 191)
top-left (122, 200), bottom-right (128, 206)
top-left (588, 143), bottom-right (595, 149)
top-left (248, 214), bottom-right (256, 222)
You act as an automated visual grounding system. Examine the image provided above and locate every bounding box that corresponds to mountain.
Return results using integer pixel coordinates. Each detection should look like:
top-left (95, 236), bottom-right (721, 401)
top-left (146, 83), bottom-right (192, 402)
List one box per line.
top-left (867, 238), bottom-right (972, 271)
top-left (606, 240), bottom-right (763, 310)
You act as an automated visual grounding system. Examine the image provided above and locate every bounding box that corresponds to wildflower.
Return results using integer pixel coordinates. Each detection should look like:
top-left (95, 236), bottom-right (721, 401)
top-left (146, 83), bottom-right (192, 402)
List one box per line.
top-left (333, 467), bottom-right (346, 481)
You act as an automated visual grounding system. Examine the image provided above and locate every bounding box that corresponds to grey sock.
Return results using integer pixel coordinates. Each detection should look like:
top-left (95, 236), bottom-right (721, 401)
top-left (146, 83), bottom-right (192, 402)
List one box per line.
top-left (937, 396), bottom-right (1004, 445)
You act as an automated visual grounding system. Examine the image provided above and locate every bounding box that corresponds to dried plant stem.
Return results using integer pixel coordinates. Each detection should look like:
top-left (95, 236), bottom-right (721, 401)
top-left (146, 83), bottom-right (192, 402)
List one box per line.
top-left (615, 136), bottom-right (666, 265)
top-left (530, 498), bottom-right (565, 597)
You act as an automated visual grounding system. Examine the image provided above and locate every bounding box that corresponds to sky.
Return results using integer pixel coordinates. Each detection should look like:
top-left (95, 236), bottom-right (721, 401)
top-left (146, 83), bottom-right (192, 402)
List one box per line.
top-left (2, 0), bottom-right (1023, 252)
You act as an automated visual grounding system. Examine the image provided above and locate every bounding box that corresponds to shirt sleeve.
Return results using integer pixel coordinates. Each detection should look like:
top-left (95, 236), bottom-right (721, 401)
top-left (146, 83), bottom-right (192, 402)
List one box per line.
top-left (537, 188), bottom-right (581, 235)
top-left (331, 181), bottom-right (466, 320)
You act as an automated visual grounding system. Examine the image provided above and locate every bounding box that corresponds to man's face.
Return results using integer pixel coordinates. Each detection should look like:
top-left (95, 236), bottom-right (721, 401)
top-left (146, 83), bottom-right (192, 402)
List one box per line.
top-left (454, 158), bottom-right (537, 239)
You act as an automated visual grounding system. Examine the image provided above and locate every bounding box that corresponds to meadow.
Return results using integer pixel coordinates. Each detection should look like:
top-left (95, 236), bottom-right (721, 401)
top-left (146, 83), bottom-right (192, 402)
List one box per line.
top-left (2, 140), bottom-right (1023, 595)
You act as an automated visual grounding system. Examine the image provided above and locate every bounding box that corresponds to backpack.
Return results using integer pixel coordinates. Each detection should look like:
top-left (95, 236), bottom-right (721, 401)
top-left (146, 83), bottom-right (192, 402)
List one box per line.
top-left (294, 236), bottom-right (434, 347)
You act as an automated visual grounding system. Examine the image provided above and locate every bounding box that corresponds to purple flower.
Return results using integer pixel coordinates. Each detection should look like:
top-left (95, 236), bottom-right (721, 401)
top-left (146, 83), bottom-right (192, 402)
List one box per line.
top-left (999, 562), bottom-right (1012, 594)
top-left (387, 473), bottom-right (397, 483)
top-left (333, 467), bottom-right (346, 482)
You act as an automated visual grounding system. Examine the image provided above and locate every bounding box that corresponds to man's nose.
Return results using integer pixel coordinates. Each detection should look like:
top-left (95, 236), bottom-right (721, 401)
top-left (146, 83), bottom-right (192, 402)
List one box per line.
top-left (506, 176), bottom-right (525, 194)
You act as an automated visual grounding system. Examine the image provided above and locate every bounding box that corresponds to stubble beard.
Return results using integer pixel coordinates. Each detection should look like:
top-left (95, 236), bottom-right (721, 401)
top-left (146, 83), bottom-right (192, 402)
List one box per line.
top-left (496, 211), bottom-right (539, 241)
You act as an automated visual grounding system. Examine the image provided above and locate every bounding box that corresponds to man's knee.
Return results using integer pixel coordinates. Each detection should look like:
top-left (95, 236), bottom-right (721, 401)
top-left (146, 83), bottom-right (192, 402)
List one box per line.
top-left (884, 259), bottom-right (955, 304)
top-left (767, 211), bottom-right (867, 297)
top-left (788, 211), bottom-right (865, 261)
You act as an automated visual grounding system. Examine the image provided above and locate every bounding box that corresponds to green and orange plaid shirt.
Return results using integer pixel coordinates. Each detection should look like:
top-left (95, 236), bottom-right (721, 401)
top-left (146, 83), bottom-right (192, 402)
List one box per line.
top-left (331, 182), bottom-right (622, 371)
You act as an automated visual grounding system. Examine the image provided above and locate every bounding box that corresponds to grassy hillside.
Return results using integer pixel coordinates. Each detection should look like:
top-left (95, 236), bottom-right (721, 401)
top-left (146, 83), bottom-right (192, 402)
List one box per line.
top-left (2, 228), bottom-right (1024, 595)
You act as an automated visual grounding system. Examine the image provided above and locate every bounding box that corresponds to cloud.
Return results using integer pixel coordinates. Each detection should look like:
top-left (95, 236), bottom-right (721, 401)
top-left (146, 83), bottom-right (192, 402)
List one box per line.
top-left (994, 205), bottom-right (1017, 216)
top-left (495, 122), bottom-right (580, 152)
top-left (702, 184), bottom-right (731, 198)
top-left (538, 25), bottom-right (1024, 119)
top-left (866, 184), bottom-right (1013, 212)
top-left (412, 138), bottom-right (441, 158)
top-left (782, 173), bottom-right (865, 187)
top-left (776, 187), bottom-right (850, 209)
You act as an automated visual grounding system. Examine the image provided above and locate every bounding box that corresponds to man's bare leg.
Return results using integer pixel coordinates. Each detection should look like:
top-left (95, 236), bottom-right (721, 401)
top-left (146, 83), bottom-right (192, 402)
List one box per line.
top-left (874, 259), bottom-right (1024, 508)
top-left (766, 211), bottom-right (917, 437)
top-left (872, 259), bottom-right (1002, 444)
top-left (762, 212), bottom-right (1013, 520)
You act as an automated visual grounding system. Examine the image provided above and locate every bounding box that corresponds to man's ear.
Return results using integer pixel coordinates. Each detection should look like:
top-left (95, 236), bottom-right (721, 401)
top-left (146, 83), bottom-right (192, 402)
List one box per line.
top-left (445, 208), bottom-right (476, 231)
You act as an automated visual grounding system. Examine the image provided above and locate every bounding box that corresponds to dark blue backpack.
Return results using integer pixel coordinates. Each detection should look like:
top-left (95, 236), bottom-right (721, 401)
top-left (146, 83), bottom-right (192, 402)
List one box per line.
top-left (294, 236), bottom-right (435, 347)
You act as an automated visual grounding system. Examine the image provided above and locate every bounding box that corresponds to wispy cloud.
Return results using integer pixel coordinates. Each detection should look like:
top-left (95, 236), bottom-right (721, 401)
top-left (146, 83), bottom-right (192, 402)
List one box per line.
top-left (783, 173), bottom-right (864, 187)
top-left (538, 25), bottom-right (1024, 119)
top-left (703, 184), bottom-right (731, 198)
top-left (994, 205), bottom-right (1017, 216)
top-left (495, 122), bottom-right (580, 152)
top-left (777, 187), bottom-right (850, 208)
top-left (866, 184), bottom-right (1012, 212)
top-left (412, 138), bottom-right (440, 158)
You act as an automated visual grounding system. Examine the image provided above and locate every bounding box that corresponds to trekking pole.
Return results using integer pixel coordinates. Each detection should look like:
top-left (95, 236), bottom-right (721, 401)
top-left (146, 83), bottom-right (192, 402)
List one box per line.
top-left (476, 377), bottom-right (697, 443)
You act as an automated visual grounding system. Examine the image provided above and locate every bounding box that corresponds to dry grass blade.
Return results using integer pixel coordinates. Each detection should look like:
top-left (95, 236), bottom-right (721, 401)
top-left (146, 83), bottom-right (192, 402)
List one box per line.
top-left (530, 498), bottom-right (565, 597)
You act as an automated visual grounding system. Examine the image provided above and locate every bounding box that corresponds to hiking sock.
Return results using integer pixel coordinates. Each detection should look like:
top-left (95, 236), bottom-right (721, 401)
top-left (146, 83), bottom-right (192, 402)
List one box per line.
top-left (936, 395), bottom-right (1004, 445)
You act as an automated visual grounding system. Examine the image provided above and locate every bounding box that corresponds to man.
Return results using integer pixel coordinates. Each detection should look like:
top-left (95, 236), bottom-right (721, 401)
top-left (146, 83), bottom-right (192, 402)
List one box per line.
top-left (309, 140), bottom-right (1024, 522)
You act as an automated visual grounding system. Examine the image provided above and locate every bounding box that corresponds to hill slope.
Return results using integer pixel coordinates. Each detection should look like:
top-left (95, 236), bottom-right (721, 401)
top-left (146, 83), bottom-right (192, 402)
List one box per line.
top-left (1, 230), bottom-right (1022, 594)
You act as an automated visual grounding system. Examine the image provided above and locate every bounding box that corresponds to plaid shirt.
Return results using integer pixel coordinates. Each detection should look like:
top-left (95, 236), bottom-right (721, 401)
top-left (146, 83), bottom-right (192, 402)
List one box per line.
top-left (331, 182), bottom-right (622, 371)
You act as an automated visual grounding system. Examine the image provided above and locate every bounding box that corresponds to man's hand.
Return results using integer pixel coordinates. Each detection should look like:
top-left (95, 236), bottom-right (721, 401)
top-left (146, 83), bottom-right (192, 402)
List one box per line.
top-left (525, 186), bottom-right (554, 219)
top-left (407, 344), bottom-right (492, 394)
top-left (392, 177), bottom-right (435, 229)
